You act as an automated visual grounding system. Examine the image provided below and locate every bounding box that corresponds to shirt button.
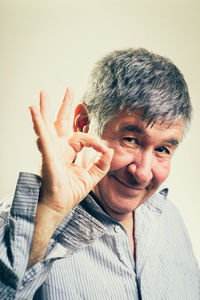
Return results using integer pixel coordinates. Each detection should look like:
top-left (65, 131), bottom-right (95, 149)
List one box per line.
top-left (114, 225), bottom-right (121, 233)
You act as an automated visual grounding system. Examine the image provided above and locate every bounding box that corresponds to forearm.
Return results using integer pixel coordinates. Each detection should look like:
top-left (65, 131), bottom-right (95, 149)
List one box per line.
top-left (27, 202), bottom-right (64, 268)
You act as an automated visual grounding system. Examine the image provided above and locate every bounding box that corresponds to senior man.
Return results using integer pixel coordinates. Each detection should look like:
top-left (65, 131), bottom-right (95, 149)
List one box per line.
top-left (0, 48), bottom-right (199, 299)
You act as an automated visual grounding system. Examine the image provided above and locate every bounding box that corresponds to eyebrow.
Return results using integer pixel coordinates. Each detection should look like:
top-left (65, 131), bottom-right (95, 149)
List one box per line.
top-left (163, 139), bottom-right (179, 146)
top-left (120, 125), bottom-right (180, 147)
top-left (120, 125), bottom-right (146, 135)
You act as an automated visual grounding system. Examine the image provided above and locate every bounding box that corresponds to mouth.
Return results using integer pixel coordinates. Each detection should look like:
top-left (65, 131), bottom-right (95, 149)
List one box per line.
top-left (111, 175), bottom-right (146, 191)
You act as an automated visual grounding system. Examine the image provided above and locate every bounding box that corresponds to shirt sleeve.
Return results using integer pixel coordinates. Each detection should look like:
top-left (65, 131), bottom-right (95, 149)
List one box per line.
top-left (0, 172), bottom-right (53, 300)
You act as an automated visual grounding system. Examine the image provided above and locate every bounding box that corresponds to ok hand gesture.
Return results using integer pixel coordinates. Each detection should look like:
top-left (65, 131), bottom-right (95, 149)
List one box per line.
top-left (29, 89), bottom-right (113, 225)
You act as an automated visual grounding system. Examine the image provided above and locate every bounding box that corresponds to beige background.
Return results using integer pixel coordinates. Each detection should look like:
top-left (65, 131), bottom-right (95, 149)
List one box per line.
top-left (0, 0), bottom-right (199, 263)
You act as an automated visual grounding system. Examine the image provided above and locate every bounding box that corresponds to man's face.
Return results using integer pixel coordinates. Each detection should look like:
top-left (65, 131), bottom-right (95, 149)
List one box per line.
top-left (92, 110), bottom-right (183, 220)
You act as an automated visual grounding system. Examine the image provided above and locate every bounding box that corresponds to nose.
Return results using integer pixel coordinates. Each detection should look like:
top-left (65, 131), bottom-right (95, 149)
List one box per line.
top-left (127, 150), bottom-right (153, 184)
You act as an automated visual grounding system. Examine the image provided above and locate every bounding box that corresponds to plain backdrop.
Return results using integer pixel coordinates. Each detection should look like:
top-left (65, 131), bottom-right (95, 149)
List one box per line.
top-left (0, 0), bottom-right (199, 263)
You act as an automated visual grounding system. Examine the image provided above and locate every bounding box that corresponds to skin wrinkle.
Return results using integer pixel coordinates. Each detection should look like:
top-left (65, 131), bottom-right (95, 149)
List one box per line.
top-left (120, 125), bottom-right (179, 146)
top-left (86, 109), bottom-right (183, 224)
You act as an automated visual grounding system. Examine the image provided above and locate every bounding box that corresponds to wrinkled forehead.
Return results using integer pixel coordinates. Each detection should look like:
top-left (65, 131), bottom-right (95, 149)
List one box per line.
top-left (102, 108), bottom-right (184, 139)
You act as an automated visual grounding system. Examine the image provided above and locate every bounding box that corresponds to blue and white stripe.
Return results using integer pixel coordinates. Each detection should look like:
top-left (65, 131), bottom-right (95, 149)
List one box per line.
top-left (0, 172), bottom-right (199, 299)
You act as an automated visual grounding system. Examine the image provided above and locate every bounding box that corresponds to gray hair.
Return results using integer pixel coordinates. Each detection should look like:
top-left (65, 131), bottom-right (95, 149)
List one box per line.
top-left (83, 48), bottom-right (192, 136)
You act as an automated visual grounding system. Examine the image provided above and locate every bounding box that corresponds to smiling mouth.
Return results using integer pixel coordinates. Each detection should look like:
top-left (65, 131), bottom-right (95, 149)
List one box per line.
top-left (111, 175), bottom-right (146, 191)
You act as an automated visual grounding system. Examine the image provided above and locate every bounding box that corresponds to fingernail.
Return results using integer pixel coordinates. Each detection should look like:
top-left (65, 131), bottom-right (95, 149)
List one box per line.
top-left (63, 88), bottom-right (69, 102)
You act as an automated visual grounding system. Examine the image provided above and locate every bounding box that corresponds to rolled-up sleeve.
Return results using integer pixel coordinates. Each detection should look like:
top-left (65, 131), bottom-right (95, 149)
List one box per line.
top-left (0, 172), bottom-right (43, 299)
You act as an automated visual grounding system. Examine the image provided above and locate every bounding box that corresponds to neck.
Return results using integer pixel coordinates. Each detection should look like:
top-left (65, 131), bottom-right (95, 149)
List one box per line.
top-left (90, 191), bottom-right (134, 231)
top-left (119, 212), bottom-right (134, 231)
top-left (90, 192), bottom-right (135, 256)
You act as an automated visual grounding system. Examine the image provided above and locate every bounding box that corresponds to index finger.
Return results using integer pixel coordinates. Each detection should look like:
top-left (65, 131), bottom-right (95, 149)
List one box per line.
top-left (56, 88), bottom-right (74, 122)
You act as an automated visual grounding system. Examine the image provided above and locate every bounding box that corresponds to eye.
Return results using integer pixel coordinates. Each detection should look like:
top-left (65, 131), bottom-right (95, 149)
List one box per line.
top-left (156, 146), bottom-right (170, 154)
top-left (124, 137), bottom-right (136, 143)
top-left (122, 137), bottom-right (138, 146)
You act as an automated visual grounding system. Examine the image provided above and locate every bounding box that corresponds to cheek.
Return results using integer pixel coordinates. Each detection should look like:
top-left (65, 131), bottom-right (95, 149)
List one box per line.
top-left (109, 146), bottom-right (134, 171)
top-left (153, 161), bottom-right (171, 184)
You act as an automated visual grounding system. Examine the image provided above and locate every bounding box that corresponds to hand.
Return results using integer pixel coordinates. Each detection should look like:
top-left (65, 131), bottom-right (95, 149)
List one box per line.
top-left (29, 89), bottom-right (113, 225)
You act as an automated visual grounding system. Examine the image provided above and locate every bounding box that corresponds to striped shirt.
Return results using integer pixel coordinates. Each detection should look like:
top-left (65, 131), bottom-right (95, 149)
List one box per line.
top-left (0, 172), bottom-right (199, 299)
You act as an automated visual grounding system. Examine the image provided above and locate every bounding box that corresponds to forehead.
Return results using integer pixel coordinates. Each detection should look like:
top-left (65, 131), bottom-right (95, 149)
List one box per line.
top-left (103, 110), bottom-right (183, 140)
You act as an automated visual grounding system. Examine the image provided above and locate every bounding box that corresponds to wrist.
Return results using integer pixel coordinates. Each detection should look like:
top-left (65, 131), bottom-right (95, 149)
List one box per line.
top-left (35, 202), bottom-right (68, 235)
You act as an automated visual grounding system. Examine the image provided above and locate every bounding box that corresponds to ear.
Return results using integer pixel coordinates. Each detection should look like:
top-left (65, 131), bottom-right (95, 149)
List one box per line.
top-left (73, 103), bottom-right (90, 133)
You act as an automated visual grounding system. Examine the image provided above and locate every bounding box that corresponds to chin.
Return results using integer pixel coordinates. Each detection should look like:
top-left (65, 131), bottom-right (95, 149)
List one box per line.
top-left (111, 195), bottom-right (144, 212)
top-left (99, 189), bottom-right (146, 215)
top-left (94, 179), bottom-right (155, 216)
